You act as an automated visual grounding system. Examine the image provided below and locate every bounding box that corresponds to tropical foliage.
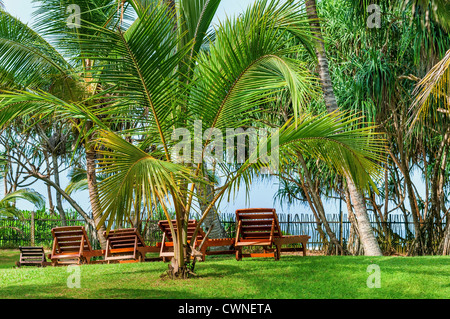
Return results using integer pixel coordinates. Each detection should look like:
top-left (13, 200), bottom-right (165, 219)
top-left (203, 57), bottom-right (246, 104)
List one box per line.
top-left (0, 0), bottom-right (388, 277)
top-left (2, 0), bottom-right (450, 279)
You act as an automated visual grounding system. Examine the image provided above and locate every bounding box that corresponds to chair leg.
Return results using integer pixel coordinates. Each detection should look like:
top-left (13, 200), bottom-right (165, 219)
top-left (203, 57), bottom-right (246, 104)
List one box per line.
top-left (275, 245), bottom-right (281, 261)
top-left (236, 248), bottom-right (242, 261)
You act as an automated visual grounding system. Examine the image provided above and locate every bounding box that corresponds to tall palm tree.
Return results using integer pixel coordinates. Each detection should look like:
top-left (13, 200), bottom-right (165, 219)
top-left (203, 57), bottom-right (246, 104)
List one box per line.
top-left (305, 0), bottom-right (383, 256)
top-left (0, 0), bottom-right (386, 277)
top-left (409, 1), bottom-right (450, 254)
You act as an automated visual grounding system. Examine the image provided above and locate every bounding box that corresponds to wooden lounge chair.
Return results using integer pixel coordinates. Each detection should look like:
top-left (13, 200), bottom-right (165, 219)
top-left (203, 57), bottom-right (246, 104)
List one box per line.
top-left (234, 208), bottom-right (310, 260)
top-left (16, 246), bottom-right (50, 267)
top-left (49, 226), bottom-right (103, 266)
top-left (103, 228), bottom-right (160, 263)
top-left (158, 220), bottom-right (235, 262)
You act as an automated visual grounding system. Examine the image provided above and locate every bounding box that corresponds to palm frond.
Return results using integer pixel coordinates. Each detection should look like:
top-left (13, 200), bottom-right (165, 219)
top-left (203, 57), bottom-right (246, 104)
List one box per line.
top-left (0, 89), bottom-right (110, 130)
top-left (31, 0), bottom-right (127, 60)
top-left (219, 111), bottom-right (386, 203)
top-left (68, 2), bottom-right (193, 154)
top-left (410, 48), bottom-right (450, 126)
top-left (189, 0), bottom-right (319, 134)
top-left (0, 10), bottom-right (73, 89)
top-left (0, 189), bottom-right (46, 219)
top-left (178, 0), bottom-right (221, 63)
top-left (94, 130), bottom-right (195, 231)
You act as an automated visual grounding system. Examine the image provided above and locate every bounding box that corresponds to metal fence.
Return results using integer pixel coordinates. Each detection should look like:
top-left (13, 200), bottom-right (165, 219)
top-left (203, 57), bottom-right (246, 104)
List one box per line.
top-left (0, 213), bottom-right (444, 253)
top-left (219, 213), bottom-right (423, 253)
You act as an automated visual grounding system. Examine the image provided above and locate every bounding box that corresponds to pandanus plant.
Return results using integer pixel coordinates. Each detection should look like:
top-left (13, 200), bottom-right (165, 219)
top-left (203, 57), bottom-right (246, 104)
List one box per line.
top-left (0, 0), bottom-right (386, 277)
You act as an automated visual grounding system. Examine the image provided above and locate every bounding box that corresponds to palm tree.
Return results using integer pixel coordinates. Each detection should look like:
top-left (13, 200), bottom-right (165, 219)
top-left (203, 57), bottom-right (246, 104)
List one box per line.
top-left (90, 0), bottom-right (384, 276)
top-left (0, 1), bottom-right (125, 248)
top-left (343, 0), bottom-right (450, 255)
top-left (304, 0), bottom-right (384, 256)
top-left (0, 0), bottom-right (386, 277)
top-left (409, 1), bottom-right (450, 254)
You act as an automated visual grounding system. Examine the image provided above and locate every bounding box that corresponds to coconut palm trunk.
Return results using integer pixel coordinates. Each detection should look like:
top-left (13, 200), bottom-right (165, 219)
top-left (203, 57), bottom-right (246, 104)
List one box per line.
top-left (305, 0), bottom-right (382, 256)
top-left (85, 135), bottom-right (107, 249)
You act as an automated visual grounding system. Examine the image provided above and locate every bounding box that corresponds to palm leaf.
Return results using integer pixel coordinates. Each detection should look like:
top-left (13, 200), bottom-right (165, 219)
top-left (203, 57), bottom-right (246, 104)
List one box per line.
top-left (69, 3), bottom-right (193, 156)
top-left (178, 0), bottom-right (222, 62)
top-left (94, 130), bottom-right (195, 230)
top-left (0, 189), bottom-right (46, 219)
top-left (410, 48), bottom-right (450, 126)
top-left (0, 89), bottom-right (110, 130)
top-left (0, 10), bottom-right (73, 89)
top-left (189, 0), bottom-right (319, 135)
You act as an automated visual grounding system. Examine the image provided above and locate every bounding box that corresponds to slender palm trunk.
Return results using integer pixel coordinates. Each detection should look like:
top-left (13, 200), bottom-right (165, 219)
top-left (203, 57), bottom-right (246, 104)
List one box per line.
top-left (346, 179), bottom-right (382, 255)
top-left (85, 137), bottom-right (107, 249)
top-left (305, 0), bottom-right (338, 113)
top-left (305, 0), bottom-right (382, 256)
top-left (441, 223), bottom-right (450, 255)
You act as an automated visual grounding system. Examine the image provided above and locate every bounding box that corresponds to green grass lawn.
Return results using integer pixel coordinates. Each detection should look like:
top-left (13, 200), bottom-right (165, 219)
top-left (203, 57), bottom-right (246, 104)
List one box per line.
top-left (0, 250), bottom-right (21, 269)
top-left (0, 249), bottom-right (449, 299)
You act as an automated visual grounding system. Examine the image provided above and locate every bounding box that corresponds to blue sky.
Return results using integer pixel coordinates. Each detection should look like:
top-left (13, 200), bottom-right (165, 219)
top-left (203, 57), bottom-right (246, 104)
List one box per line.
top-left (4, 0), bottom-right (258, 26)
top-left (2, 0), bottom-right (316, 216)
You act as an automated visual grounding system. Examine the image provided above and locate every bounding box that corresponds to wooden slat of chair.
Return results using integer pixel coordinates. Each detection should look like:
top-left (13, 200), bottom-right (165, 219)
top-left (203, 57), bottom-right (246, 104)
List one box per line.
top-left (234, 208), bottom-right (285, 260)
top-left (235, 208), bottom-right (310, 260)
top-left (17, 247), bottom-right (47, 267)
top-left (103, 228), bottom-right (153, 263)
top-left (158, 220), bottom-right (208, 261)
top-left (273, 235), bottom-right (310, 257)
top-left (50, 226), bottom-right (99, 266)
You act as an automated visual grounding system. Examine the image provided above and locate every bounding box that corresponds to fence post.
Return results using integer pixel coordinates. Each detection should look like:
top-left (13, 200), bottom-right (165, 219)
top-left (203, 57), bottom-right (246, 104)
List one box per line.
top-left (287, 214), bottom-right (290, 235)
top-left (339, 198), bottom-right (343, 247)
top-left (30, 211), bottom-right (35, 247)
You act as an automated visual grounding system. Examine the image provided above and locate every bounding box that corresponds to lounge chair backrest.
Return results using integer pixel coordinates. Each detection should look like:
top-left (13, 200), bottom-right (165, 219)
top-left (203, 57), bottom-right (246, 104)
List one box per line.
top-left (158, 220), bottom-right (206, 241)
top-left (104, 228), bottom-right (146, 249)
top-left (18, 246), bottom-right (46, 266)
top-left (51, 226), bottom-right (92, 254)
top-left (235, 208), bottom-right (282, 241)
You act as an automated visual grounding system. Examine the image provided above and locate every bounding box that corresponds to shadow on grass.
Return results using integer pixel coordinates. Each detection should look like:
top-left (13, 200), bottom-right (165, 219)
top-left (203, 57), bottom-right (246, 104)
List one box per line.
top-left (0, 284), bottom-right (207, 299)
top-left (0, 284), bottom-right (77, 299)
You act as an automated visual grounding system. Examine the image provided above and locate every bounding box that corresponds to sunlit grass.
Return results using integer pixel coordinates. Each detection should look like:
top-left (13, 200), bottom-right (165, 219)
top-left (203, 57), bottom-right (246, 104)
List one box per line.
top-left (0, 250), bottom-right (448, 299)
